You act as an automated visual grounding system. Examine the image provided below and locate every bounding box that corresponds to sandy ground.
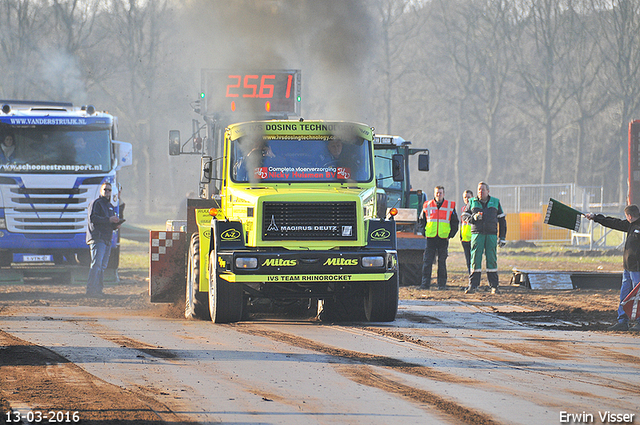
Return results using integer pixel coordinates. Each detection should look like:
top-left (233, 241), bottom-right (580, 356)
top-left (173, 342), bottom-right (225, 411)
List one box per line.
top-left (0, 246), bottom-right (633, 424)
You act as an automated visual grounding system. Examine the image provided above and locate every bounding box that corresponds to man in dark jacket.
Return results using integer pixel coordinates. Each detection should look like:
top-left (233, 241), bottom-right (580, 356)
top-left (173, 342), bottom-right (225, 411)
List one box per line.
top-left (86, 182), bottom-right (121, 296)
top-left (586, 205), bottom-right (640, 331)
top-left (461, 181), bottom-right (507, 294)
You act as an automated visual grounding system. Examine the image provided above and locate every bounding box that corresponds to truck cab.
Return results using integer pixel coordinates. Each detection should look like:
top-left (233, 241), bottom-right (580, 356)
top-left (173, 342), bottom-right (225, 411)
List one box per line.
top-left (0, 101), bottom-right (132, 283)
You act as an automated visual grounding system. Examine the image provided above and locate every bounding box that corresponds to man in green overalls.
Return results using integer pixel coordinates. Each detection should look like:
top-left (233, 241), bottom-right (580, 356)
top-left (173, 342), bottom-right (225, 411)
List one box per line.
top-left (461, 182), bottom-right (507, 294)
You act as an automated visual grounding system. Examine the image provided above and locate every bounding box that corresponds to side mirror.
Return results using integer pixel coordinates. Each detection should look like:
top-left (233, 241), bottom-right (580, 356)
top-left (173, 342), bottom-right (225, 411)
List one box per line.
top-left (169, 130), bottom-right (181, 156)
top-left (418, 153), bottom-right (429, 171)
top-left (112, 141), bottom-right (133, 171)
top-left (200, 156), bottom-right (212, 184)
top-left (376, 189), bottom-right (388, 220)
top-left (392, 154), bottom-right (405, 181)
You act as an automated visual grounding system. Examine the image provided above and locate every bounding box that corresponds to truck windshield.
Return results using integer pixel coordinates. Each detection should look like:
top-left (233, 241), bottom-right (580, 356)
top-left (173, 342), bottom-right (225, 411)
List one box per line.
top-left (0, 126), bottom-right (111, 174)
top-left (231, 136), bottom-right (372, 183)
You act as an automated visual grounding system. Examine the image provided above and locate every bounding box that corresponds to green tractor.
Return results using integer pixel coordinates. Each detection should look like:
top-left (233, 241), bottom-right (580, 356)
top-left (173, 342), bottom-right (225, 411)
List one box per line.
top-left (373, 135), bottom-right (429, 287)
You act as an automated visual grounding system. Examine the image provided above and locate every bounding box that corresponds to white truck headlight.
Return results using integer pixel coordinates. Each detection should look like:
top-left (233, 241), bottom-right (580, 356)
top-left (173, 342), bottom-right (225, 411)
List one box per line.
top-left (235, 257), bottom-right (258, 269)
top-left (0, 218), bottom-right (6, 229)
top-left (362, 256), bottom-right (384, 268)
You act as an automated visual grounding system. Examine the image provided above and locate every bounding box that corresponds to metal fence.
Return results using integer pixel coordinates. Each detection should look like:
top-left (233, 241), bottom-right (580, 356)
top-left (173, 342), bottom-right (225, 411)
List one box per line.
top-left (490, 184), bottom-right (605, 213)
top-left (489, 184), bottom-right (616, 245)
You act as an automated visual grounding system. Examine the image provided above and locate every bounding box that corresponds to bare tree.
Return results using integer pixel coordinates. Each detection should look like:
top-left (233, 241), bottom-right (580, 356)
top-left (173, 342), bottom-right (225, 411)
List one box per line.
top-left (370, 0), bottom-right (426, 133)
top-left (0, 0), bottom-right (46, 98)
top-left (561, 4), bottom-right (610, 185)
top-left (593, 0), bottom-right (640, 204)
top-left (433, 0), bottom-right (517, 194)
top-left (514, 0), bottom-right (576, 184)
top-left (50, 0), bottom-right (97, 53)
top-left (4, 0), bottom-right (639, 216)
top-left (33, 0), bottom-right (104, 101)
top-left (106, 0), bottom-right (171, 216)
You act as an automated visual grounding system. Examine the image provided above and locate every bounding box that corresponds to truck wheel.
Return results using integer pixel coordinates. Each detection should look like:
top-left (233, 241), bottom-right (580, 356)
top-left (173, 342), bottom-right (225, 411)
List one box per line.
top-left (208, 252), bottom-right (243, 323)
top-left (185, 234), bottom-right (210, 320)
top-left (364, 275), bottom-right (399, 322)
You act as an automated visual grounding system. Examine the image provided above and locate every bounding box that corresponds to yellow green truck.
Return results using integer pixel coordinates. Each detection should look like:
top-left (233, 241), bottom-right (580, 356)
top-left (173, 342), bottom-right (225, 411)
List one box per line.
top-left (149, 68), bottom-right (404, 323)
top-left (152, 119), bottom-right (401, 323)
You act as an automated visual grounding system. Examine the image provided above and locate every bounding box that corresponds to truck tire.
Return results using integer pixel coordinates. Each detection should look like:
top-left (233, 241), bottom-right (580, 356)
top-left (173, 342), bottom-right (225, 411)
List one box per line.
top-left (364, 275), bottom-right (399, 322)
top-left (185, 234), bottom-right (210, 320)
top-left (208, 251), bottom-right (243, 323)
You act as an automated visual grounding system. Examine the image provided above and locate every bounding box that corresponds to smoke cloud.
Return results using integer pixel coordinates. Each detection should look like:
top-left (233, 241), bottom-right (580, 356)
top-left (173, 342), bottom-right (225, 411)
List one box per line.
top-left (40, 49), bottom-right (88, 104)
top-left (180, 0), bottom-right (376, 122)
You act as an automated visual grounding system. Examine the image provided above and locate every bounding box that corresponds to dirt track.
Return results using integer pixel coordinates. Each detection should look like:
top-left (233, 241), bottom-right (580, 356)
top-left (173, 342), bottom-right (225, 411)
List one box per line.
top-left (0, 247), bottom-right (637, 424)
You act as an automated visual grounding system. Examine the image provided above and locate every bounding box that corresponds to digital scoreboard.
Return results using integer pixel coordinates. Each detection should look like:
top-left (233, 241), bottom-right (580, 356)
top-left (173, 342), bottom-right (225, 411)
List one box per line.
top-left (201, 69), bottom-right (301, 117)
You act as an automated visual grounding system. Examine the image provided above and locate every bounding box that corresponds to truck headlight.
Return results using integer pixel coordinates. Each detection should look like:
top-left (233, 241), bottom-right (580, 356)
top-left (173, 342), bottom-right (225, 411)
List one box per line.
top-left (0, 218), bottom-right (5, 229)
top-left (235, 257), bottom-right (258, 269)
top-left (362, 256), bottom-right (384, 268)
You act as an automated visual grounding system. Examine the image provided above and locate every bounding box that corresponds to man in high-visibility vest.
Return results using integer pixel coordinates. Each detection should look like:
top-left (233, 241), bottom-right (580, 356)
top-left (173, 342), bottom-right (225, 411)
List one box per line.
top-left (461, 181), bottom-right (507, 294)
top-left (460, 190), bottom-right (474, 274)
top-left (419, 186), bottom-right (459, 290)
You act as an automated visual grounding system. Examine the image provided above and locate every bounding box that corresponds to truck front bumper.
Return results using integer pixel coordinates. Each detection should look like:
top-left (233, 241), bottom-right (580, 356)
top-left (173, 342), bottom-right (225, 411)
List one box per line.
top-left (216, 249), bottom-right (398, 284)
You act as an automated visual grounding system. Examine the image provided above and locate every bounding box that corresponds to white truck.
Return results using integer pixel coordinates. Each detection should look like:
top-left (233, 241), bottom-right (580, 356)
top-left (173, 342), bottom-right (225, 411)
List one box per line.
top-left (0, 101), bottom-right (132, 283)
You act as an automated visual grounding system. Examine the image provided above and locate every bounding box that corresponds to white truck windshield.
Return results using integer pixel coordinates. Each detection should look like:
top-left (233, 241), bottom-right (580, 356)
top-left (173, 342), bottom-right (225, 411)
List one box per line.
top-left (231, 137), bottom-right (372, 183)
top-left (0, 127), bottom-right (111, 173)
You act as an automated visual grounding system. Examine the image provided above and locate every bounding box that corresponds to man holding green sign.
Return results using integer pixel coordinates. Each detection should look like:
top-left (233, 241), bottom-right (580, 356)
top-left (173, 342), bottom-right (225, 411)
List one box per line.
top-left (585, 205), bottom-right (640, 332)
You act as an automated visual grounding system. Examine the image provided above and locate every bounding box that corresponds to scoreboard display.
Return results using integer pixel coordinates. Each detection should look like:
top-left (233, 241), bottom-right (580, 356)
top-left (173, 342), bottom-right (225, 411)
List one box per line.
top-left (201, 69), bottom-right (301, 117)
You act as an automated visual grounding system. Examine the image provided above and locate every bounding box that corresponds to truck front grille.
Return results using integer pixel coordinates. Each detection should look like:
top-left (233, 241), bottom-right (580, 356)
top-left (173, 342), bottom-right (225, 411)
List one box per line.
top-left (2, 183), bottom-right (96, 233)
top-left (262, 201), bottom-right (357, 241)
